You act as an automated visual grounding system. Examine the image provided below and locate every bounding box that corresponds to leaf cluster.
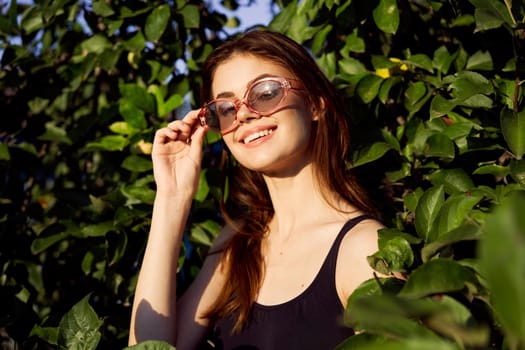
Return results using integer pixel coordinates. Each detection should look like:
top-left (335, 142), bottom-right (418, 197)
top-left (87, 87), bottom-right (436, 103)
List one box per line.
top-left (1, 0), bottom-right (524, 349)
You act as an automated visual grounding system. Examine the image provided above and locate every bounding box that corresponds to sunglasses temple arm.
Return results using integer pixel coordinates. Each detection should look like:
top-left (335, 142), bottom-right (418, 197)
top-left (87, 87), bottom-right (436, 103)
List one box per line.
top-left (198, 108), bottom-right (207, 127)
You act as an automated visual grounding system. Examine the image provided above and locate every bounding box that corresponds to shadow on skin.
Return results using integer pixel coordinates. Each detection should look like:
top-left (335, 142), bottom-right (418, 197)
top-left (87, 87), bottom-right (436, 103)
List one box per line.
top-left (133, 299), bottom-right (174, 344)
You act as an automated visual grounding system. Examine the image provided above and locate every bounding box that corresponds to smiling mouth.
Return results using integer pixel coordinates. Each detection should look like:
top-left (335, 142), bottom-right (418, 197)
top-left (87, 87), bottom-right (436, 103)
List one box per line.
top-left (243, 128), bottom-right (274, 144)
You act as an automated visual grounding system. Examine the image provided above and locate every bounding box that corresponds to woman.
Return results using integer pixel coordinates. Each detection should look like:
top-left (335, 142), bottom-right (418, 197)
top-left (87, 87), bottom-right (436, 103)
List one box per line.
top-left (129, 30), bottom-right (383, 349)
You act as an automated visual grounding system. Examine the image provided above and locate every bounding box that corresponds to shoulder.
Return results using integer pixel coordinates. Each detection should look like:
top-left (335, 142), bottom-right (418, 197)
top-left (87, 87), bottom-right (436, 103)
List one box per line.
top-left (335, 216), bottom-right (383, 306)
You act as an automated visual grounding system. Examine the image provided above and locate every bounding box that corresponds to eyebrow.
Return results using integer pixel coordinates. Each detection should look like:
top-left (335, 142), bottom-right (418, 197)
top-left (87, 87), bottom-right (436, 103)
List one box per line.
top-left (214, 73), bottom-right (279, 99)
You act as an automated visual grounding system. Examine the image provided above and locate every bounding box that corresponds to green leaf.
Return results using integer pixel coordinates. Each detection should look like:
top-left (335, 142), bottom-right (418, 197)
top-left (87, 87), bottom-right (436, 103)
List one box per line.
top-left (148, 85), bottom-right (184, 116)
top-left (405, 54), bottom-right (434, 73)
top-left (404, 81), bottom-right (429, 115)
top-left (21, 7), bottom-right (43, 34)
top-left (341, 28), bottom-right (365, 55)
top-left (346, 293), bottom-right (444, 338)
top-left (335, 333), bottom-right (388, 350)
top-left (415, 185), bottom-right (445, 242)
top-left (122, 155), bottom-right (153, 172)
top-left (123, 340), bottom-right (176, 349)
top-left (123, 31), bottom-right (146, 52)
top-left (311, 25), bottom-right (333, 55)
top-left (180, 4), bottom-right (200, 29)
top-left (478, 192), bottom-right (525, 346)
top-left (434, 193), bottom-right (483, 237)
top-left (469, 0), bottom-right (515, 31)
top-left (501, 108), bottom-right (525, 159)
top-left (31, 232), bottom-right (70, 254)
top-left (378, 76), bottom-right (401, 104)
top-left (425, 134), bottom-right (455, 158)
top-left (352, 142), bottom-right (392, 167)
top-left (0, 143), bottom-right (10, 160)
top-left (109, 121), bottom-right (139, 135)
top-left (190, 223), bottom-right (213, 246)
top-left (372, 0), bottom-right (400, 34)
top-left (195, 169), bottom-right (210, 202)
top-left (87, 135), bottom-right (129, 151)
top-left (92, 1), bottom-right (115, 16)
top-left (145, 5), bottom-right (170, 41)
top-left (428, 168), bottom-right (475, 194)
top-left (421, 223), bottom-right (482, 262)
top-left (473, 164), bottom-right (510, 177)
top-left (399, 259), bottom-right (478, 298)
top-left (58, 295), bottom-right (103, 350)
top-left (337, 337), bottom-right (460, 350)
top-left (119, 100), bottom-right (147, 129)
top-left (466, 50), bottom-right (493, 71)
top-left (339, 57), bottom-right (368, 75)
top-left (356, 74), bottom-right (383, 103)
top-left (430, 95), bottom-right (457, 118)
top-left (81, 35), bottom-right (112, 54)
top-left (119, 83), bottom-right (155, 114)
top-left (433, 46), bottom-right (456, 74)
top-left (121, 183), bottom-right (155, 205)
top-left (510, 159), bottom-right (525, 186)
top-left (79, 222), bottom-right (115, 238)
top-left (448, 71), bottom-right (493, 101)
top-left (378, 227), bottom-right (421, 252)
top-left (38, 122), bottom-right (73, 144)
top-left (424, 296), bottom-right (490, 346)
top-left (367, 236), bottom-right (414, 274)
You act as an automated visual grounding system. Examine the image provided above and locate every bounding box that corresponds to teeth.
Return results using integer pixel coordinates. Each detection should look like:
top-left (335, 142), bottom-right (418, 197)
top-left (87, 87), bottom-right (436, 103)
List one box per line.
top-left (243, 129), bottom-right (273, 144)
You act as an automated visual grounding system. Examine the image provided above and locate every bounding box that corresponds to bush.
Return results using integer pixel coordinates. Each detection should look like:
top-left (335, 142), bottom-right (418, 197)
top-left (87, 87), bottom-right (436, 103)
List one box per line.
top-left (0, 0), bottom-right (524, 349)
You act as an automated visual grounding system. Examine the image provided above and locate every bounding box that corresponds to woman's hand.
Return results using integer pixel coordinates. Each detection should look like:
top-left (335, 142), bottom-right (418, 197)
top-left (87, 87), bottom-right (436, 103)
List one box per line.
top-left (152, 110), bottom-right (207, 198)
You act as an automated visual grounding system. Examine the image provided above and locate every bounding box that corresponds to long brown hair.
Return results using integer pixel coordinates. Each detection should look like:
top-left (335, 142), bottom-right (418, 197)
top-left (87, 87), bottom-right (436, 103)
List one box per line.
top-left (200, 30), bottom-right (376, 332)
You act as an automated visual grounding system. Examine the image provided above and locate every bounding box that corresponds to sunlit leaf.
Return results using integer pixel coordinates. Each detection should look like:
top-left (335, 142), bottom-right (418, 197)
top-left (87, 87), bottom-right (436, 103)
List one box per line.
top-left (372, 0), bottom-right (399, 34)
top-left (469, 0), bottom-right (515, 31)
top-left (415, 185), bottom-right (445, 242)
top-left (425, 134), bottom-right (455, 158)
top-left (145, 5), bottom-right (170, 41)
top-left (466, 50), bottom-right (493, 71)
top-left (367, 236), bottom-right (414, 274)
top-left (123, 340), bottom-right (176, 349)
top-left (421, 223), bottom-right (482, 262)
top-left (57, 295), bottom-right (103, 350)
top-left (428, 168), bottom-right (475, 194)
top-left (0, 143), bottom-right (10, 160)
top-left (81, 35), bottom-right (112, 54)
top-left (180, 4), bottom-right (200, 29)
top-left (352, 142), bottom-right (392, 167)
top-left (122, 154), bottom-right (153, 172)
top-left (399, 259), bottom-right (478, 298)
top-left (501, 108), bottom-right (525, 159)
top-left (357, 74), bottom-right (383, 103)
top-left (479, 192), bottom-right (525, 345)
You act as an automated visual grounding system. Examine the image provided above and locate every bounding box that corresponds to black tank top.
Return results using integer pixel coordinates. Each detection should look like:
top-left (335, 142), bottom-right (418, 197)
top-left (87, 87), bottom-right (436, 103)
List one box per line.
top-left (207, 215), bottom-right (373, 350)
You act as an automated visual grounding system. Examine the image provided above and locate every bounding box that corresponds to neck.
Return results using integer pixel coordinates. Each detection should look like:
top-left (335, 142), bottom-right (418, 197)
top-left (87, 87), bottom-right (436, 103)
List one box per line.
top-left (262, 162), bottom-right (353, 242)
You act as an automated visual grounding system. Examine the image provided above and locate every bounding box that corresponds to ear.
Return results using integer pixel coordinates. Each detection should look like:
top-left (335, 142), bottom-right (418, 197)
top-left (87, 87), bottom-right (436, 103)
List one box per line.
top-left (311, 97), bottom-right (326, 121)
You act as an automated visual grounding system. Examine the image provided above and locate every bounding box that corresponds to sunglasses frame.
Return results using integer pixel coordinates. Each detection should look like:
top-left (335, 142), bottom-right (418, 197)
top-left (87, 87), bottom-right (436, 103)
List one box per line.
top-left (198, 76), bottom-right (303, 134)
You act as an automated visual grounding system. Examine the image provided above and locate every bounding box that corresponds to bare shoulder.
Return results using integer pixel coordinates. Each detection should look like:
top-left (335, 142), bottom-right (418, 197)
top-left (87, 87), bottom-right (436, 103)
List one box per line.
top-left (335, 216), bottom-right (384, 306)
top-left (340, 217), bottom-right (383, 250)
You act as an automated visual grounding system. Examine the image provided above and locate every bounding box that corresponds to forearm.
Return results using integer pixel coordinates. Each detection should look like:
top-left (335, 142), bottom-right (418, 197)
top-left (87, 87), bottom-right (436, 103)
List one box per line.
top-left (128, 193), bottom-right (193, 345)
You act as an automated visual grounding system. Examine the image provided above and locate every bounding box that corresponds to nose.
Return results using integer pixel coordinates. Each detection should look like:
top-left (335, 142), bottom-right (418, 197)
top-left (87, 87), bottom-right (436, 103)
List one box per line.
top-left (236, 100), bottom-right (260, 124)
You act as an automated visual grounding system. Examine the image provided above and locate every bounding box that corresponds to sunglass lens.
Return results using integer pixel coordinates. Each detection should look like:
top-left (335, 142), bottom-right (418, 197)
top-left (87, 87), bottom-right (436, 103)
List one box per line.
top-left (248, 80), bottom-right (284, 113)
top-left (207, 101), bottom-right (236, 131)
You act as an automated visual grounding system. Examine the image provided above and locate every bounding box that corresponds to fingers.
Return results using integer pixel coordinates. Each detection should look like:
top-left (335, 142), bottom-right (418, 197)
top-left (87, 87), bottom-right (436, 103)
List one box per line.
top-left (153, 109), bottom-right (208, 148)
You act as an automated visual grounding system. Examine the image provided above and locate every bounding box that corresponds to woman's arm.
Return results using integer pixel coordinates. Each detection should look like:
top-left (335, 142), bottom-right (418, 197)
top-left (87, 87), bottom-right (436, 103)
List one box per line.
top-left (128, 110), bottom-right (209, 345)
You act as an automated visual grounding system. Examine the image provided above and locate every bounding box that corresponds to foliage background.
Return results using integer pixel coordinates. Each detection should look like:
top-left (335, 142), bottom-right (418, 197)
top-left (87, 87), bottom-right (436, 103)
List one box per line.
top-left (1, 0), bottom-right (524, 349)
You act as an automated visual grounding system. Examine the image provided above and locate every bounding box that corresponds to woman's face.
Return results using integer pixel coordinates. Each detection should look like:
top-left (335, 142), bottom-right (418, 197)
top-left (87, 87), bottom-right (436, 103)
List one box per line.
top-left (211, 54), bottom-right (318, 176)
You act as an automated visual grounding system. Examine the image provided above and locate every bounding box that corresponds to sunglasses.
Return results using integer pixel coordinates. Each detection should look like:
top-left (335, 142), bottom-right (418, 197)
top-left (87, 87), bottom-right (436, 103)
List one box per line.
top-left (198, 76), bottom-right (303, 134)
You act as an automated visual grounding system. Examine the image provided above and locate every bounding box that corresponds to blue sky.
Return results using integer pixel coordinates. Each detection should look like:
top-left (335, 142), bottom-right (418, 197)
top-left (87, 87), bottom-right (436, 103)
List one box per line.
top-left (209, 0), bottom-right (275, 32)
